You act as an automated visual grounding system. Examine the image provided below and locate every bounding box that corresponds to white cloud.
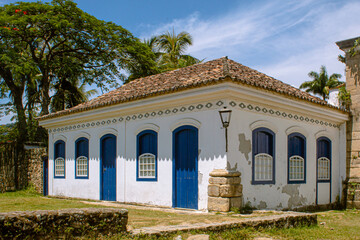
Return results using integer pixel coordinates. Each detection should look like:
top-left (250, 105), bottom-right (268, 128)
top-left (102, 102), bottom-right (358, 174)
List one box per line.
top-left (144, 0), bottom-right (360, 87)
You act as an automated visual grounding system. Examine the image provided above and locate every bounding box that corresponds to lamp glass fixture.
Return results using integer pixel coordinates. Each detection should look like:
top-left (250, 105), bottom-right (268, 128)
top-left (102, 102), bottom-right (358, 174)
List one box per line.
top-left (219, 107), bottom-right (232, 128)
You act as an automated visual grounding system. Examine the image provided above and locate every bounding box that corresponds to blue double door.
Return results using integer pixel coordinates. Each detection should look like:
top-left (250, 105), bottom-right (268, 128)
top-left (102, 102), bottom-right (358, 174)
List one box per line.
top-left (100, 134), bottom-right (117, 201)
top-left (173, 126), bottom-right (198, 209)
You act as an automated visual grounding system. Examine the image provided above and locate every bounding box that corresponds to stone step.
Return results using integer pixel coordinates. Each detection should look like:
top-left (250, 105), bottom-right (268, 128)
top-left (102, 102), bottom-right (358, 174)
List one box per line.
top-left (131, 212), bottom-right (317, 236)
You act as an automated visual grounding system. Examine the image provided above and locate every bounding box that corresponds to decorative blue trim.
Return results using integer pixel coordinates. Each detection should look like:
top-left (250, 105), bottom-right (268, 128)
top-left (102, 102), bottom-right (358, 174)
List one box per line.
top-left (172, 125), bottom-right (199, 209)
top-left (172, 130), bottom-right (176, 208)
top-left (251, 127), bottom-right (275, 185)
top-left (136, 130), bottom-right (158, 182)
top-left (287, 133), bottom-right (306, 184)
top-left (75, 137), bottom-right (89, 179)
top-left (54, 140), bottom-right (65, 179)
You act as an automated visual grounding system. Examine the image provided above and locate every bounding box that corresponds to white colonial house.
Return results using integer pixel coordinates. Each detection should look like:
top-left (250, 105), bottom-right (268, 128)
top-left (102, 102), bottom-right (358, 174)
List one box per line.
top-left (38, 57), bottom-right (348, 211)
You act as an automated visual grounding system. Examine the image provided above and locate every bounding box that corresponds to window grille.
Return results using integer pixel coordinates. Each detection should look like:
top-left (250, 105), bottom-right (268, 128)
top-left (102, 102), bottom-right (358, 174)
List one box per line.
top-left (289, 155), bottom-right (304, 181)
top-left (318, 157), bottom-right (330, 180)
top-left (254, 153), bottom-right (273, 181)
top-left (76, 156), bottom-right (88, 177)
top-left (139, 153), bottom-right (156, 178)
top-left (55, 157), bottom-right (65, 177)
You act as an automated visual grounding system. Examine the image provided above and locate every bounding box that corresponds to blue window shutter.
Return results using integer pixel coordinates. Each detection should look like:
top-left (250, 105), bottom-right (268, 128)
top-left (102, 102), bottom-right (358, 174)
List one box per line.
top-left (317, 137), bottom-right (331, 159)
top-left (138, 131), bottom-right (157, 155)
top-left (55, 140), bottom-right (65, 158)
top-left (255, 129), bottom-right (273, 156)
top-left (137, 130), bottom-right (158, 181)
top-left (54, 140), bottom-right (66, 179)
top-left (75, 138), bottom-right (89, 179)
top-left (288, 133), bottom-right (306, 184)
top-left (76, 138), bottom-right (89, 158)
top-left (289, 134), bottom-right (305, 158)
top-left (252, 128), bottom-right (275, 185)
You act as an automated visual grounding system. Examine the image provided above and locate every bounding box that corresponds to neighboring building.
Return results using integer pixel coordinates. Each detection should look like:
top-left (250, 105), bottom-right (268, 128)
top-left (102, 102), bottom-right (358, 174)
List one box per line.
top-left (38, 57), bottom-right (348, 211)
top-left (328, 83), bottom-right (345, 108)
top-left (337, 37), bottom-right (360, 208)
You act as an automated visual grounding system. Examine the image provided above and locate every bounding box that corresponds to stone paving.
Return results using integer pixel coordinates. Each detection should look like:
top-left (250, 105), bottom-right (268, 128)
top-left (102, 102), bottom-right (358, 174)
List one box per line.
top-left (130, 212), bottom-right (316, 236)
top-left (80, 200), bottom-right (317, 237)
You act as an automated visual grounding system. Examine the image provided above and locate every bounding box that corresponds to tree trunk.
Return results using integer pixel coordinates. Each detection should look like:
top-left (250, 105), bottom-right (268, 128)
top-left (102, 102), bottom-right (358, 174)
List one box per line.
top-left (40, 75), bottom-right (51, 116)
top-left (0, 69), bottom-right (28, 190)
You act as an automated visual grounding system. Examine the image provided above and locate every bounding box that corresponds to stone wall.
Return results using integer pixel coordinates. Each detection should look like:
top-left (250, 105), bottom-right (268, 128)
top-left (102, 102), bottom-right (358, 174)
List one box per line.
top-left (0, 142), bottom-right (16, 192)
top-left (337, 37), bottom-right (360, 208)
top-left (0, 142), bottom-right (46, 193)
top-left (25, 147), bottom-right (47, 193)
top-left (208, 169), bottom-right (242, 212)
top-left (0, 208), bottom-right (128, 239)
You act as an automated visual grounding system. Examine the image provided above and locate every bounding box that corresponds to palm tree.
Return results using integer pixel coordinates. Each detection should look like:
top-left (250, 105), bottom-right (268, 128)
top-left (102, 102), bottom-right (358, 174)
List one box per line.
top-left (143, 36), bottom-right (161, 62)
top-left (125, 30), bottom-right (201, 82)
top-left (157, 29), bottom-right (200, 71)
top-left (50, 78), bottom-right (97, 112)
top-left (300, 66), bottom-right (343, 100)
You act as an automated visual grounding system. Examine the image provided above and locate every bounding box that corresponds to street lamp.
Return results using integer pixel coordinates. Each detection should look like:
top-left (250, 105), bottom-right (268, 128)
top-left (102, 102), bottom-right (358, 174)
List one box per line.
top-left (219, 107), bottom-right (232, 152)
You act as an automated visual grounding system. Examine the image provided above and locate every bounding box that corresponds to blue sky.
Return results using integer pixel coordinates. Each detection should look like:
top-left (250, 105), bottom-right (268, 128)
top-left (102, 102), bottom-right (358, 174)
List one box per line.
top-left (1, 0), bottom-right (359, 123)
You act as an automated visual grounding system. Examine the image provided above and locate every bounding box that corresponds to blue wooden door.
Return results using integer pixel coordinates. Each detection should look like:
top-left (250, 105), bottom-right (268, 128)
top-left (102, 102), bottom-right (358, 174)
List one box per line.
top-left (100, 134), bottom-right (116, 201)
top-left (43, 156), bottom-right (48, 196)
top-left (316, 137), bottom-right (331, 204)
top-left (173, 126), bottom-right (198, 209)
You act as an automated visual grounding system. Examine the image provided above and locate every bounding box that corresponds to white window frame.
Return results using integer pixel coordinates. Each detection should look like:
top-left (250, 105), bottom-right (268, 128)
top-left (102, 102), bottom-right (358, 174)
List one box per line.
top-left (138, 153), bottom-right (156, 179)
top-left (254, 153), bottom-right (273, 181)
top-left (54, 157), bottom-right (65, 177)
top-left (76, 156), bottom-right (88, 177)
top-left (289, 155), bottom-right (305, 181)
top-left (318, 157), bottom-right (330, 180)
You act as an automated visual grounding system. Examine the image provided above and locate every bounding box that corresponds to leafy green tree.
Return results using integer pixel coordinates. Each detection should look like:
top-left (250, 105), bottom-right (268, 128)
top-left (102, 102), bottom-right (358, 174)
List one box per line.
top-left (0, 123), bottom-right (16, 142)
top-left (300, 66), bottom-right (343, 100)
top-left (0, 0), bottom-right (156, 116)
top-left (0, 0), bottom-right (156, 143)
top-left (338, 85), bottom-right (351, 109)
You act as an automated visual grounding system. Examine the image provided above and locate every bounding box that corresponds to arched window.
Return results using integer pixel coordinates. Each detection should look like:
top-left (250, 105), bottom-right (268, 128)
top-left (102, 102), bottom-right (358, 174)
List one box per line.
top-left (75, 137), bottom-right (89, 179)
top-left (137, 130), bottom-right (157, 181)
top-left (54, 140), bottom-right (65, 178)
top-left (288, 133), bottom-right (306, 183)
top-left (252, 128), bottom-right (275, 184)
top-left (317, 137), bottom-right (331, 182)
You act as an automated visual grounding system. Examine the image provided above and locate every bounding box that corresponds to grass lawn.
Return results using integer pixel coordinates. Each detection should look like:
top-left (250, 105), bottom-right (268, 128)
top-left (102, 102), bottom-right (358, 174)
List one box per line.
top-left (0, 188), bottom-right (272, 229)
top-left (1, 189), bottom-right (360, 239)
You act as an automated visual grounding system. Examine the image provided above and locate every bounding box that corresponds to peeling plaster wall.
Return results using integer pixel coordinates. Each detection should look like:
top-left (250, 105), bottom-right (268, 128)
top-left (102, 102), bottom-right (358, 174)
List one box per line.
top-left (45, 94), bottom-right (346, 210)
top-left (48, 108), bottom-right (226, 210)
top-left (227, 107), bottom-right (345, 209)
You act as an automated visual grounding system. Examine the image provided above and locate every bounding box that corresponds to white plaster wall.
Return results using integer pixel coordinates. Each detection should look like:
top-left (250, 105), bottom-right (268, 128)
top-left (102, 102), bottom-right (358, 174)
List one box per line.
top-left (47, 108), bottom-right (226, 210)
top-left (48, 131), bottom-right (102, 200)
top-left (122, 109), bottom-right (226, 210)
top-left (46, 97), bottom-right (346, 210)
top-left (227, 108), bottom-right (344, 209)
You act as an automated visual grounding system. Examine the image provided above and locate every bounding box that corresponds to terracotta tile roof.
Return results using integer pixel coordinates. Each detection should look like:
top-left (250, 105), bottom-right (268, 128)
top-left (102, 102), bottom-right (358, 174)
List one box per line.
top-left (38, 57), bottom-right (345, 121)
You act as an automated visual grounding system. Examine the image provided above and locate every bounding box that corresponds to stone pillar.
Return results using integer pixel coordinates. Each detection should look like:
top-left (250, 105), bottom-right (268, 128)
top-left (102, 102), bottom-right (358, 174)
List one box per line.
top-left (337, 37), bottom-right (360, 208)
top-left (207, 169), bottom-right (242, 212)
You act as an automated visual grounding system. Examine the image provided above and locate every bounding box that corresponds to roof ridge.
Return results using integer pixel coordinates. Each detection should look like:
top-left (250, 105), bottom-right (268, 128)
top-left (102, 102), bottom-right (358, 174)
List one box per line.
top-left (222, 56), bottom-right (231, 78)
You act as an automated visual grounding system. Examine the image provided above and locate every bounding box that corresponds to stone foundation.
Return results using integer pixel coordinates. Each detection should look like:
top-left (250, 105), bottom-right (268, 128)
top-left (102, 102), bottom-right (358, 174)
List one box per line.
top-left (347, 182), bottom-right (360, 208)
top-left (207, 169), bottom-right (242, 212)
top-left (0, 208), bottom-right (128, 239)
